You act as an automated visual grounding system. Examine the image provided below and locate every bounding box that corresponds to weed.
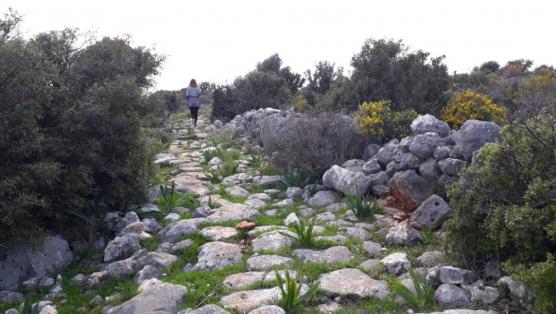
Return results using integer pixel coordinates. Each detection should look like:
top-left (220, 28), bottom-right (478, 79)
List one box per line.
top-left (281, 168), bottom-right (315, 188)
top-left (275, 271), bottom-right (316, 312)
top-left (203, 148), bottom-right (222, 163)
top-left (389, 267), bottom-right (437, 312)
top-left (158, 181), bottom-right (179, 212)
top-left (287, 218), bottom-right (315, 248)
top-left (420, 228), bottom-right (440, 247)
top-left (140, 236), bottom-right (161, 252)
top-left (208, 131), bottom-right (239, 149)
top-left (345, 193), bottom-right (383, 221)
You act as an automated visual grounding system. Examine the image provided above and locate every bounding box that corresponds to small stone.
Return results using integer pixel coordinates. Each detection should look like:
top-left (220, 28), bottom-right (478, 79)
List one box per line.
top-left (249, 305), bottom-right (285, 314)
top-left (362, 241), bottom-right (382, 257)
top-left (223, 272), bottom-right (266, 290)
top-left (220, 287), bottom-right (284, 313)
top-left (134, 265), bottom-right (162, 284)
top-left (438, 266), bottom-right (478, 285)
top-left (104, 233), bottom-right (141, 262)
top-left (283, 213), bottom-right (300, 226)
top-left (179, 304), bottom-right (230, 313)
top-left (315, 212), bottom-right (336, 223)
top-left (246, 255), bottom-right (294, 271)
top-left (435, 283), bottom-right (471, 308)
top-left (307, 191), bottom-right (339, 207)
top-left (386, 221), bottom-right (421, 246)
top-left (338, 227), bottom-right (368, 240)
top-left (252, 230), bottom-right (295, 253)
top-left (358, 259), bottom-right (383, 272)
top-left (409, 194), bottom-right (453, 230)
top-left (286, 187), bottom-right (303, 199)
top-left (164, 213), bottom-right (181, 223)
top-left (381, 252), bottom-right (410, 275)
top-left (0, 290), bottom-right (24, 303)
top-left (498, 276), bottom-right (527, 299)
top-left (416, 251), bottom-right (445, 268)
top-left (438, 158), bottom-right (467, 176)
top-left (200, 226), bottom-right (238, 241)
top-left (225, 185), bottom-right (251, 198)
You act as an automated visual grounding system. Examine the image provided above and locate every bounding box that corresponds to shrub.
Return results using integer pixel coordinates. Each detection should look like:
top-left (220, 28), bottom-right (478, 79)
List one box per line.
top-left (514, 70), bottom-right (556, 120)
top-left (508, 255), bottom-right (556, 314)
top-left (0, 13), bottom-right (163, 245)
top-left (345, 193), bottom-right (383, 221)
top-left (259, 112), bottom-right (371, 177)
top-left (444, 115), bottom-right (556, 312)
top-left (441, 90), bottom-right (508, 128)
top-left (390, 267), bottom-right (436, 312)
top-left (355, 100), bottom-right (418, 143)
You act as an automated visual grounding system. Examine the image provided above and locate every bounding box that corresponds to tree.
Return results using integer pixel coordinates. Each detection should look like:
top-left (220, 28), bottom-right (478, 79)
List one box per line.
top-left (257, 53), bottom-right (304, 94)
top-left (0, 11), bottom-right (164, 245)
top-left (322, 38), bottom-right (451, 114)
top-left (305, 61), bottom-right (338, 94)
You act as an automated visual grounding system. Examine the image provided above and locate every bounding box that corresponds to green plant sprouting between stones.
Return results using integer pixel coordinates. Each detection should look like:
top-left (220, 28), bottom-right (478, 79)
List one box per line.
top-left (389, 267), bottom-right (437, 312)
top-left (345, 193), bottom-right (383, 222)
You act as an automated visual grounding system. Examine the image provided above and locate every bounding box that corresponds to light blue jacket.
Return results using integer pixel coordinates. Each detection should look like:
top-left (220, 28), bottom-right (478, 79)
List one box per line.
top-left (186, 87), bottom-right (202, 108)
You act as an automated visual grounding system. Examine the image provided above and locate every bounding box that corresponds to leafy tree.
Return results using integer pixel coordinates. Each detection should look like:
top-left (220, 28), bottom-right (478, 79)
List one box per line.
top-left (322, 38), bottom-right (451, 114)
top-left (0, 11), bottom-right (164, 245)
top-left (257, 53), bottom-right (304, 94)
top-left (479, 61), bottom-right (500, 73)
top-left (305, 61), bottom-right (339, 94)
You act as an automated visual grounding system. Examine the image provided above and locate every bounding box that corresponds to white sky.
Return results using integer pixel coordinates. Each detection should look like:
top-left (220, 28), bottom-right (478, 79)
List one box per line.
top-left (3, 0), bottom-right (555, 90)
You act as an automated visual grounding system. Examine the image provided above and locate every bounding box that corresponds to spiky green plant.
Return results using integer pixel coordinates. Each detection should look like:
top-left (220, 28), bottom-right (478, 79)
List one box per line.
top-left (390, 267), bottom-right (436, 311)
top-left (281, 168), bottom-right (314, 188)
top-left (203, 148), bottom-right (223, 163)
top-left (208, 131), bottom-right (239, 149)
top-left (345, 193), bottom-right (383, 221)
top-left (285, 218), bottom-right (315, 248)
top-left (158, 181), bottom-right (179, 212)
top-left (217, 158), bottom-right (238, 178)
top-left (275, 271), bottom-right (304, 312)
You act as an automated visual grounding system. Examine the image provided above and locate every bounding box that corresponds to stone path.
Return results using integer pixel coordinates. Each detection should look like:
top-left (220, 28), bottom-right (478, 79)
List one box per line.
top-left (21, 114), bottom-right (502, 314)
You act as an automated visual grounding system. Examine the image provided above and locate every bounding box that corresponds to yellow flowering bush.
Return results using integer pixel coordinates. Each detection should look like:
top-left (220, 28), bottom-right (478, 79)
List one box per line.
top-left (355, 100), bottom-right (418, 142)
top-left (442, 90), bottom-right (508, 128)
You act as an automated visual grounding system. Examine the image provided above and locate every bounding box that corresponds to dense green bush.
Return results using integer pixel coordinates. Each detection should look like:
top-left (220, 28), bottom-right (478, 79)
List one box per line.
top-left (321, 39), bottom-right (451, 114)
top-left (0, 12), bottom-right (164, 245)
top-left (211, 54), bottom-right (299, 121)
top-left (444, 115), bottom-right (556, 312)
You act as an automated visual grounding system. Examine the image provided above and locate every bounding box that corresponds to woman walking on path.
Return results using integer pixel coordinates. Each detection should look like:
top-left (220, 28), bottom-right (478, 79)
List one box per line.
top-left (185, 79), bottom-right (202, 128)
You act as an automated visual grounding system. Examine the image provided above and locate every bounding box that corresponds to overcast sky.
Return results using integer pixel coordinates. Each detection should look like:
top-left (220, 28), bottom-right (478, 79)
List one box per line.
top-left (3, 0), bottom-right (555, 90)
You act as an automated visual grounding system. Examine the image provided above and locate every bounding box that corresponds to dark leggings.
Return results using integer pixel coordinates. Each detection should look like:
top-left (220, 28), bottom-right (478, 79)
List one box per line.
top-left (189, 106), bottom-right (199, 123)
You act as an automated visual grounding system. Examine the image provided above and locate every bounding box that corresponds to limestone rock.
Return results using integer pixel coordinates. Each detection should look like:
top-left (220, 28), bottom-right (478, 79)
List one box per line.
top-left (388, 170), bottom-right (434, 211)
top-left (318, 268), bottom-right (389, 299)
top-left (307, 191), bottom-right (339, 207)
top-left (452, 120), bottom-right (500, 161)
top-left (206, 204), bottom-right (260, 222)
top-left (246, 255), bottom-right (294, 271)
top-left (105, 279), bottom-right (187, 314)
top-left (192, 242), bottom-right (242, 271)
top-left (381, 252), bottom-right (410, 275)
top-left (252, 231), bottom-right (295, 253)
top-left (386, 221), bottom-right (421, 246)
top-left (434, 283), bottom-right (470, 308)
top-left (409, 194), bottom-right (453, 230)
top-left (200, 226), bottom-right (238, 241)
top-left (104, 234), bottom-right (141, 262)
top-left (293, 246), bottom-right (353, 264)
top-left (249, 305), bottom-right (286, 314)
top-left (410, 114), bottom-right (450, 137)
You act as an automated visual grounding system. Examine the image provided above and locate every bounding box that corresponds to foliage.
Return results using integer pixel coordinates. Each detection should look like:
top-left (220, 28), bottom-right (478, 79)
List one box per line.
top-left (217, 158), bottom-right (239, 178)
top-left (514, 70), bottom-right (556, 120)
top-left (275, 271), bottom-right (313, 312)
top-left (158, 181), bottom-right (179, 212)
top-left (281, 168), bottom-right (315, 188)
top-left (507, 254), bottom-right (556, 314)
top-left (212, 54), bottom-right (300, 121)
top-left (355, 100), bottom-right (418, 143)
top-left (207, 131), bottom-right (239, 149)
top-left (305, 61), bottom-right (340, 95)
top-left (259, 112), bottom-right (371, 177)
top-left (389, 267), bottom-right (436, 311)
top-left (345, 193), bottom-right (383, 221)
top-left (248, 154), bottom-right (279, 176)
top-left (0, 12), bottom-right (164, 244)
top-left (444, 115), bottom-right (556, 313)
top-left (322, 38), bottom-right (451, 114)
top-left (287, 218), bottom-right (316, 248)
top-left (441, 90), bottom-right (508, 128)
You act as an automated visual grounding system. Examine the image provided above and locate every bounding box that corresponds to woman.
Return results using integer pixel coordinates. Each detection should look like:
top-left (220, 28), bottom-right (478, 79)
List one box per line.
top-left (185, 79), bottom-right (202, 128)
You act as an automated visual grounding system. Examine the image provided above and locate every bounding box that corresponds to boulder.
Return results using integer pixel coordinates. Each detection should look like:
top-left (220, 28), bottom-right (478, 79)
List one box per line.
top-left (223, 272), bottom-right (266, 290)
top-left (318, 268), bottom-right (389, 299)
top-left (376, 142), bottom-right (399, 167)
top-left (221, 286), bottom-right (293, 313)
top-left (192, 242), bottom-right (242, 271)
top-left (283, 213), bottom-right (299, 226)
top-left (393, 152), bottom-right (421, 171)
top-left (0, 236), bottom-right (73, 290)
top-left (461, 281), bottom-right (499, 304)
top-left (134, 265), bottom-right (162, 284)
top-left (410, 114), bottom-right (450, 137)
top-left (179, 304), bottom-right (230, 313)
top-left (438, 158), bottom-right (468, 176)
top-left (104, 234), bottom-right (141, 263)
top-left (363, 143), bottom-right (381, 160)
top-left (386, 221), bottom-right (421, 246)
top-left (408, 134), bottom-right (443, 159)
top-left (416, 251), bottom-right (445, 268)
top-left (0, 290), bottom-right (24, 303)
top-left (225, 186), bottom-right (250, 198)
top-left (200, 226), bottom-right (238, 241)
top-left (341, 159), bottom-right (366, 172)
top-left (306, 191), bottom-right (339, 207)
top-left (433, 146), bottom-right (452, 161)
top-left (497, 276), bottom-right (527, 299)
top-left (452, 120), bottom-right (500, 161)
top-left (362, 241), bottom-right (382, 257)
top-left (388, 170), bottom-right (434, 211)
top-left (435, 283), bottom-right (471, 308)
top-left (409, 194), bottom-right (453, 230)
top-left (105, 279), bottom-right (187, 314)
top-left (157, 219), bottom-right (201, 242)
top-left (286, 187), bottom-right (303, 199)
top-left (362, 158), bottom-right (382, 175)
top-left (419, 159), bottom-right (441, 180)
top-left (323, 165), bottom-right (372, 196)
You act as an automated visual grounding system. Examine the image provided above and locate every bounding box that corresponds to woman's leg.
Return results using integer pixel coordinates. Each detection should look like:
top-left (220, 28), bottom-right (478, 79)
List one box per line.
top-left (191, 107), bottom-right (199, 127)
top-left (189, 106), bottom-right (196, 127)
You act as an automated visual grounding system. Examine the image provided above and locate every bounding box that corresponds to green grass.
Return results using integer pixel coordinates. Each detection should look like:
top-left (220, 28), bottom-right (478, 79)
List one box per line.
top-left (140, 236), bottom-right (161, 252)
top-left (288, 218), bottom-right (316, 248)
top-left (389, 267), bottom-right (437, 312)
top-left (281, 168), bottom-right (315, 188)
top-left (207, 131), bottom-right (239, 149)
top-left (345, 193), bottom-right (384, 222)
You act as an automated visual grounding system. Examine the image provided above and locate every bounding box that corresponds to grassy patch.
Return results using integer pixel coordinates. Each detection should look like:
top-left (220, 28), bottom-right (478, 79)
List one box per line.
top-left (168, 264), bottom-right (246, 309)
top-left (140, 236), bottom-right (161, 252)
